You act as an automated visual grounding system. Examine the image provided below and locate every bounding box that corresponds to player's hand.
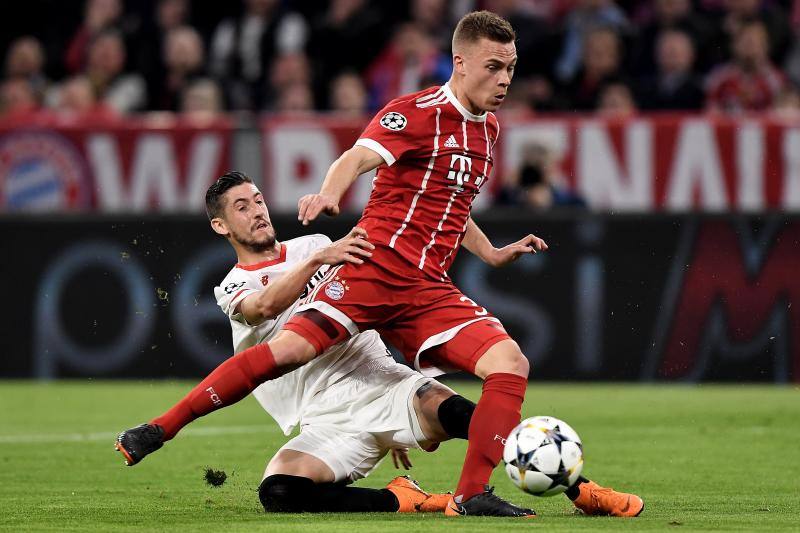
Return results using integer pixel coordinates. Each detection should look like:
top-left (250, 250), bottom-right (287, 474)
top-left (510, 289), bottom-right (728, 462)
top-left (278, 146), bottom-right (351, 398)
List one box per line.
top-left (391, 448), bottom-right (412, 470)
top-left (314, 226), bottom-right (374, 266)
top-left (487, 234), bottom-right (548, 267)
top-left (298, 194), bottom-right (340, 226)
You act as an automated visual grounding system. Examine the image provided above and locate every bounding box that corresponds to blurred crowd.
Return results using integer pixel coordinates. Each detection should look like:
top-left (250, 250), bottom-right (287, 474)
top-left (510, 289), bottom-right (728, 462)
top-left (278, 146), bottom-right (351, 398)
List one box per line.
top-left (3, 0), bottom-right (800, 122)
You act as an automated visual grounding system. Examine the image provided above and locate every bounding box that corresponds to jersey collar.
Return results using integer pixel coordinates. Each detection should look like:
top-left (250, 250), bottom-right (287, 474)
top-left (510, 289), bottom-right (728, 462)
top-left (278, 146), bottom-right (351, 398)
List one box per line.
top-left (443, 83), bottom-right (488, 122)
top-left (235, 243), bottom-right (286, 270)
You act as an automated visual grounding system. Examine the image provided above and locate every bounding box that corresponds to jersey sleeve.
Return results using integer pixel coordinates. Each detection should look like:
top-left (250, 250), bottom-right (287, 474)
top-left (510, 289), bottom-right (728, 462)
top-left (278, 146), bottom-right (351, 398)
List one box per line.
top-left (354, 98), bottom-right (430, 166)
top-left (309, 233), bottom-right (332, 250)
top-left (214, 278), bottom-right (260, 325)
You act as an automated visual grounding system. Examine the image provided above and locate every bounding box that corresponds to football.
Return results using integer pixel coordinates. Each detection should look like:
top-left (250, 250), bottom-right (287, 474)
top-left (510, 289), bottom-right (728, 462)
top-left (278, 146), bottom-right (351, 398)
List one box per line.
top-left (503, 416), bottom-right (584, 497)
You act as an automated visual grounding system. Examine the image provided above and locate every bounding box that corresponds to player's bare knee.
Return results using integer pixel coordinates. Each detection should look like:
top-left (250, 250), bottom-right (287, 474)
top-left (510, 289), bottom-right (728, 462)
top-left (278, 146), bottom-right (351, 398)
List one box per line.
top-left (512, 352), bottom-right (530, 377)
top-left (475, 340), bottom-right (530, 378)
top-left (270, 332), bottom-right (317, 368)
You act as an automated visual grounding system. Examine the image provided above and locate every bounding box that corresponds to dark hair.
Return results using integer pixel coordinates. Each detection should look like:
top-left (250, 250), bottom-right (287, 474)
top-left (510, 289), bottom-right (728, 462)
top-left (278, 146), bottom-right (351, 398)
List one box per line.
top-left (735, 17), bottom-right (768, 40)
top-left (205, 171), bottom-right (253, 220)
top-left (452, 11), bottom-right (515, 51)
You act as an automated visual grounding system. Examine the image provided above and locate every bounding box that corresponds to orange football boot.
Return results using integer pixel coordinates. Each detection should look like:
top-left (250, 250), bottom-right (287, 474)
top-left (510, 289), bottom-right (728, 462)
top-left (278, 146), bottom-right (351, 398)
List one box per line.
top-left (385, 476), bottom-right (451, 513)
top-left (573, 480), bottom-right (644, 517)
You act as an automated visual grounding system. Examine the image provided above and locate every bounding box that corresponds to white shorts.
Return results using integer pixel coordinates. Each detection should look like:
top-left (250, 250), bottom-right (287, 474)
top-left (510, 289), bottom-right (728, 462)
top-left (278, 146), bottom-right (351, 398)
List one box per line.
top-left (272, 359), bottom-right (432, 483)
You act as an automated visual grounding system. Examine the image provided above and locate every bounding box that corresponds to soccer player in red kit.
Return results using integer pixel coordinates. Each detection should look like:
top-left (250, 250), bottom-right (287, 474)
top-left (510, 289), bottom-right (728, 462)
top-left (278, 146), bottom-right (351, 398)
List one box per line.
top-left (117, 11), bottom-right (643, 518)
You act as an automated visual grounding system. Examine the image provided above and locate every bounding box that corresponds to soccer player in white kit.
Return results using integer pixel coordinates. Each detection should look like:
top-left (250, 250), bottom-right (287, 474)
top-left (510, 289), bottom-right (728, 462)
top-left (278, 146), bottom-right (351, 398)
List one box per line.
top-left (121, 171), bottom-right (481, 513)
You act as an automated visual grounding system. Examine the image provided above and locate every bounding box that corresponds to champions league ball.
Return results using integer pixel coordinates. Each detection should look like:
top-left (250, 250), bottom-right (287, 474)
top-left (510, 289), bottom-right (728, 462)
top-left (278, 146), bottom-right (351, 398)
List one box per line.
top-left (503, 416), bottom-right (584, 497)
top-left (379, 111), bottom-right (407, 131)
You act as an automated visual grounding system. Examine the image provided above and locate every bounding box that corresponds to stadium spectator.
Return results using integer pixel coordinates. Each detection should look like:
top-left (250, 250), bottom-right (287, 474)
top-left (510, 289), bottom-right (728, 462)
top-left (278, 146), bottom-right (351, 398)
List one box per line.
top-left (769, 85), bottom-right (800, 120)
top-left (555, 0), bottom-right (629, 84)
top-left (719, 0), bottom-right (792, 65)
top-left (493, 79), bottom-right (541, 113)
top-left (148, 26), bottom-right (205, 111)
top-left (486, 0), bottom-right (557, 78)
top-left (180, 78), bottom-right (223, 123)
top-left (6, 1), bottom-right (800, 116)
top-left (597, 80), bottom-right (638, 117)
top-left (780, 31), bottom-right (800, 88)
top-left (561, 26), bottom-right (624, 110)
top-left (638, 29), bottom-right (705, 110)
top-left (496, 141), bottom-right (587, 209)
top-left (410, 0), bottom-right (454, 51)
top-left (275, 81), bottom-right (314, 114)
top-left (0, 78), bottom-right (39, 117)
top-left (52, 75), bottom-right (117, 119)
top-left (135, 0), bottom-right (191, 106)
top-left (306, 0), bottom-right (386, 108)
top-left (84, 29), bottom-right (145, 114)
top-left (65, 0), bottom-right (124, 74)
top-left (706, 18), bottom-right (786, 113)
top-left (266, 52), bottom-right (312, 110)
top-left (631, 0), bottom-right (716, 76)
top-left (365, 23), bottom-right (451, 109)
top-left (329, 71), bottom-right (368, 116)
top-left (210, 0), bottom-right (308, 110)
top-left (4, 37), bottom-right (50, 98)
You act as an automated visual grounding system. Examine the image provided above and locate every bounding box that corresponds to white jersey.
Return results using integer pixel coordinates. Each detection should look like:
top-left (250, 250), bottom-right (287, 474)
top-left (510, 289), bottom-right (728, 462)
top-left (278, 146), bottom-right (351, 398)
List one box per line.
top-left (215, 235), bottom-right (391, 435)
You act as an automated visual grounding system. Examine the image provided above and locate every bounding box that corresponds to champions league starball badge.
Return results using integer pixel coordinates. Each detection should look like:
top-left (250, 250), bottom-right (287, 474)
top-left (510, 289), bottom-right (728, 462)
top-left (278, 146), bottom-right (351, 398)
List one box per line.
top-left (379, 112), bottom-right (407, 131)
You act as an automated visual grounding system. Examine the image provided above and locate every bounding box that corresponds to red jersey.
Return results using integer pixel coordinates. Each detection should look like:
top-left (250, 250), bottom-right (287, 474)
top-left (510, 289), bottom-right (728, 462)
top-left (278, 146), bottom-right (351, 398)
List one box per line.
top-left (705, 62), bottom-right (786, 112)
top-left (354, 84), bottom-right (499, 280)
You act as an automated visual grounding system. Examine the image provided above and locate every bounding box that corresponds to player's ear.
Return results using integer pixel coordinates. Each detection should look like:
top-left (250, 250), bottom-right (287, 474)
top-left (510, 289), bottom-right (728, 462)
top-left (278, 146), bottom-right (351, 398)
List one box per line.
top-left (210, 217), bottom-right (229, 237)
top-left (453, 53), bottom-right (465, 75)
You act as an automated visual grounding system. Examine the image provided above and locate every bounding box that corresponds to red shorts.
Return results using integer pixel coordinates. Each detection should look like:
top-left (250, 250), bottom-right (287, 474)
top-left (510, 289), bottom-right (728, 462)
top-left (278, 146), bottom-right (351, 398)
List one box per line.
top-left (283, 246), bottom-right (511, 375)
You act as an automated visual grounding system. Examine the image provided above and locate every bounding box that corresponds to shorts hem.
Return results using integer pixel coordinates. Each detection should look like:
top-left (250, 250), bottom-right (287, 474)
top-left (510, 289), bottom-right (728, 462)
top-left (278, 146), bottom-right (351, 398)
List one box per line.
top-left (405, 377), bottom-right (434, 449)
top-left (295, 301), bottom-right (360, 335)
top-left (283, 321), bottom-right (326, 354)
top-left (413, 317), bottom-right (501, 376)
top-left (279, 435), bottom-right (352, 484)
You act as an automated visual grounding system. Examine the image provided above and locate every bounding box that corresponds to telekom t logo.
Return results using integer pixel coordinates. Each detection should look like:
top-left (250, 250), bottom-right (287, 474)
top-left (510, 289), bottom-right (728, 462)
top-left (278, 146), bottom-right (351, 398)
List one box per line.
top-left (447, 154), bottom-right (472, 188)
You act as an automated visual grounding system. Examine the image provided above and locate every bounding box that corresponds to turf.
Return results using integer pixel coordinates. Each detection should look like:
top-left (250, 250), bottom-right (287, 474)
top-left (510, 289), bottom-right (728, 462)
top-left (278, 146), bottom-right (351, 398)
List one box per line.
top-left (0, 380), bottom-right (798, 532)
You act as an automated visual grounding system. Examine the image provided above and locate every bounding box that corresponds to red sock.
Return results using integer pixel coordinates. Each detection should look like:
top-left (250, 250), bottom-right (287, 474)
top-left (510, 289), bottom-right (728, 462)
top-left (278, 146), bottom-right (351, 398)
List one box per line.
top-left (151, 343), bottom-right (280, 440)
top-left (454, 372), bottom-right (527, 501)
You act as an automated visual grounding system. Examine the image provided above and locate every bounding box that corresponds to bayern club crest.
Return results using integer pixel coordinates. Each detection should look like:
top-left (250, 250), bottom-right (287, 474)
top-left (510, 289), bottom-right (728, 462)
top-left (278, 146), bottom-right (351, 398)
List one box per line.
top-left (324, 280), bottom-right (346, 301)
top-left (379, 112), bottom-right (407, 131)
top-left (0, 131), bottom-right (89, 211)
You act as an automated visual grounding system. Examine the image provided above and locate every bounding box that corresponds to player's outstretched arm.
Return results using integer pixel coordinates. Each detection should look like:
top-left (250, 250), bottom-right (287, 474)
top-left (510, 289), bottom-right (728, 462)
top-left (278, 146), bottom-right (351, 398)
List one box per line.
top-left (238, 227), bottom-right (374, 324)
top-left (298, 145), bottom-right (384, 226)
top-left (461, 217), bottom-right (548, 267)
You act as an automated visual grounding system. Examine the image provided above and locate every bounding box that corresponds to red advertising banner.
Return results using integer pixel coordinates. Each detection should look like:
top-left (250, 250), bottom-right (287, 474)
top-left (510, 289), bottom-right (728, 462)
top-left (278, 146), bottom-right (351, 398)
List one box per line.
top-left (0, 114), bottom-right (233, 212)
top-left (262, 113), bottom-right (800, 212)
top-left (261, 115), bottom-right (372, 213)
top-left (3, 113), bottom-right (798, 213)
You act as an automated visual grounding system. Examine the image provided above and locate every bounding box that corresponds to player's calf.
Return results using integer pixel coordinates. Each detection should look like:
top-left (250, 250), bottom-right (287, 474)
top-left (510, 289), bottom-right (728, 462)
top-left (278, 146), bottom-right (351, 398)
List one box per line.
top-left (259, 474), bottom-right (309, 512)
top-left (259, 474), bottom-right (402, 513)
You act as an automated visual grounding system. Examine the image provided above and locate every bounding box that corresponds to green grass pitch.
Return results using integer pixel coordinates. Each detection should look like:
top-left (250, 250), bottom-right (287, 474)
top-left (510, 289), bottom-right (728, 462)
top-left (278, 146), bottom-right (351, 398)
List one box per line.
top-left (1, 380), bottom-right (798, 531)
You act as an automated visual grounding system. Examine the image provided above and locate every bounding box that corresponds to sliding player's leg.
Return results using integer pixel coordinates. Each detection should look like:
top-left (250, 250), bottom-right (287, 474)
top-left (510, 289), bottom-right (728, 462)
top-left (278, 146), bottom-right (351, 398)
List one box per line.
top-left (116, 322), bottom-right (349, 466)
top-left (259, 447), bottom-right (399, 513)
top-left (259, 426), bottom-right (445, 513)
